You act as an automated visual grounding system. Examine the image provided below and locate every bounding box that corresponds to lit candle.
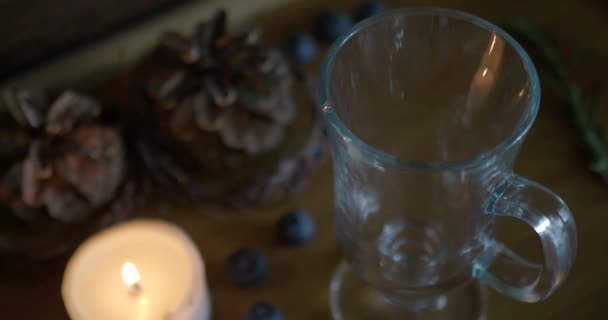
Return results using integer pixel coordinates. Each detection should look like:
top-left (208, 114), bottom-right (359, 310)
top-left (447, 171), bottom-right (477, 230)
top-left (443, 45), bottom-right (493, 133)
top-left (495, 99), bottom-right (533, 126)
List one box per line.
top-left (62, 219), bottom-right (211, 320)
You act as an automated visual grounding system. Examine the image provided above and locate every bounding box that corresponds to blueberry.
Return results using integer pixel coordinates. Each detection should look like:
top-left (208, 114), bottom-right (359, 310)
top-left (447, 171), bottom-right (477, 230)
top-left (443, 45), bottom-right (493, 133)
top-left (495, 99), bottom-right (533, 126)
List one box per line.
top-left (225, 248), bottom-right (267, 287)
top-left (356, 1), bottom-right (387, 21)
top-left (315, 10), bottom-right (354, 43)
top-left (277, 210), bottom-right (315, 245)
top-left (285, 32), bottom-right (318, 64)
top-left (243, 302), bottom-right (283, 320)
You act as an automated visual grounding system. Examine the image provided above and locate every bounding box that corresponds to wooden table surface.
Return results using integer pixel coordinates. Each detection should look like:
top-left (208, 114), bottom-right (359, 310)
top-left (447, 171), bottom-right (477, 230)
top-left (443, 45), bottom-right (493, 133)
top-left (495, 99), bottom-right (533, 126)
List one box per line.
top-left (1, 0), bottom-right (608, 319)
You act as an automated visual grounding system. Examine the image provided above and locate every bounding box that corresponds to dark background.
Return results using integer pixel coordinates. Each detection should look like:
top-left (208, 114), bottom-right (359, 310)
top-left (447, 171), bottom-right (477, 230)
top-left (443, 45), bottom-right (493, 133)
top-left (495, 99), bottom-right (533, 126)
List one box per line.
top-left (1, 0), bottom-right (608, 319)
top-left (0, 0), bottom-right (191, 79)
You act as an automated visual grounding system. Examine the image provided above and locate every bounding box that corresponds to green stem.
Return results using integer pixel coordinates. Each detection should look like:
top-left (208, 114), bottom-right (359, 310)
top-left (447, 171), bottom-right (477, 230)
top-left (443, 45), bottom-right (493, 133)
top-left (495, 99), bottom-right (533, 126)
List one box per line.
top-left (499, 19), bottom-right (608, 182)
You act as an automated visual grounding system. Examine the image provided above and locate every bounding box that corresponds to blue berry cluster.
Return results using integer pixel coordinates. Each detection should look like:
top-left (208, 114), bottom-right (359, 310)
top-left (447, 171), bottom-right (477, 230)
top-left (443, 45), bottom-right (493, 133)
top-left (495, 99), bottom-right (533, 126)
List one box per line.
top-left (227, 4), bottom-right (387, 318)
top-left (356, 1), bottom-right (386, 21)
top-left (225, 248), bottom-right (268, 287)
top-left (243, 302), bottom-right (284, 320)
top-left (224, 210), bottom-right (316, 319)
top-left (284, 1), bottom-right (386, 65)
top-left (315, 10), bottom-right (354, 44)
top-left (277, 210), bottom-right (316, 245)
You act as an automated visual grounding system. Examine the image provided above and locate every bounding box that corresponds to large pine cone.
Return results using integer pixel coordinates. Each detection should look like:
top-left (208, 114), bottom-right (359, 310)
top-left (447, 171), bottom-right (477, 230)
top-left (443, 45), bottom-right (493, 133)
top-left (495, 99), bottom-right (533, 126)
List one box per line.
top-left (116, 10), bottom-right (327, 207)
top-left (143, 10), bottom-right (296, 167)
top-left (0, 89), bottom-right (127, 225)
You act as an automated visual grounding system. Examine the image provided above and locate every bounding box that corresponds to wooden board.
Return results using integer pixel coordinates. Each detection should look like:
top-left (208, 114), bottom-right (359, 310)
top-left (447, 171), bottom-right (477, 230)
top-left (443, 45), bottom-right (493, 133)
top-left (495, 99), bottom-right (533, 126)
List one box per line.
top-left (1, 0), bottom-right (608, 319)
top-left (0, 0), bottom-right (193, 79)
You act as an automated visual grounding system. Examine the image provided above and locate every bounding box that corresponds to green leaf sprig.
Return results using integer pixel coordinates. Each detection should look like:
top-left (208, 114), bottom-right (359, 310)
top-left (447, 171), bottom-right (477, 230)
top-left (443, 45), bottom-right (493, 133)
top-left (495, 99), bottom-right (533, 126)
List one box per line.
top-left (499, 19), bottom-right (608, 182)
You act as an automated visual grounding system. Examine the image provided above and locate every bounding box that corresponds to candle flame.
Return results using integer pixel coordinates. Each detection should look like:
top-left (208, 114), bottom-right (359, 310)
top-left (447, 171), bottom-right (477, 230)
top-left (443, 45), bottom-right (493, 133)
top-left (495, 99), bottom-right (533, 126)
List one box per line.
top-left (122, 262), bottom-right (140, 287)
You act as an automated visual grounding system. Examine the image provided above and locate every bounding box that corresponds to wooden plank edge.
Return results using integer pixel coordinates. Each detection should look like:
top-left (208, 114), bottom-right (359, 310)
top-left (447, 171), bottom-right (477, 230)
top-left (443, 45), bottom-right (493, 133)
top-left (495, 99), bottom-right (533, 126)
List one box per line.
top-left (0, 0), bottom-right (296, 91)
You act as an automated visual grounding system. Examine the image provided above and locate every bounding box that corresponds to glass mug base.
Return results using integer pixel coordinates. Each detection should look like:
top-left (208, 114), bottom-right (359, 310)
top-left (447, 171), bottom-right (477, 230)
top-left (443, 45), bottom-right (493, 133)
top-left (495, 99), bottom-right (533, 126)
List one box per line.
top-left (330, 260), bottom-right (488, 320)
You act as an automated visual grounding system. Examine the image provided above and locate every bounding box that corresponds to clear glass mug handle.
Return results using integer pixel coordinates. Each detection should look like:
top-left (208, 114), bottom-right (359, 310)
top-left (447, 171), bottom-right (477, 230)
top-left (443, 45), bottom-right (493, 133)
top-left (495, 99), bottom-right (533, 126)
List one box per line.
top-left (473, 174), bottom-right (577, 302)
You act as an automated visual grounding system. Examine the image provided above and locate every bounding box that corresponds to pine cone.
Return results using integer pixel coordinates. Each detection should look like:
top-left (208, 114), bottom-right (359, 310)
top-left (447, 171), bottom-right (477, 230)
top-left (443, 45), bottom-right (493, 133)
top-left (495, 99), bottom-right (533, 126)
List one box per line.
top-left (120, 10), bottom-right (327, 207)
top-left (0, 89), bottom-right (127, 224)
top-left (146, 10), bottom-right (296, 159)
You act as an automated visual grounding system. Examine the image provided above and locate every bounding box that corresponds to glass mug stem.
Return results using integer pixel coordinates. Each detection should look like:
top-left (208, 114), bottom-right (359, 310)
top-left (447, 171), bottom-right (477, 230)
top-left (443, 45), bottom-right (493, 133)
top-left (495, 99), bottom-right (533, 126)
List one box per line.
top-left (474, 174), bottom-right (577, 302)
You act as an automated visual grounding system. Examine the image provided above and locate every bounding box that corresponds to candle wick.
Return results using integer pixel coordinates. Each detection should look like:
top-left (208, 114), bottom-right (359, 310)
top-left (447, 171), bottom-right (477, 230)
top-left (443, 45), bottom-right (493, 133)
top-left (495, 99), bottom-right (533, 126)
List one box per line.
top-left (129, 282), bottom-right (142, 296)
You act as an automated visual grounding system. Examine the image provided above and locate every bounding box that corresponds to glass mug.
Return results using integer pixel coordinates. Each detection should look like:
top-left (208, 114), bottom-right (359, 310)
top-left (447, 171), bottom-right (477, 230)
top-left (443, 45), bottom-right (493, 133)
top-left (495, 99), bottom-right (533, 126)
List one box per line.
top-left (319, 8), bottom-right (577, 320)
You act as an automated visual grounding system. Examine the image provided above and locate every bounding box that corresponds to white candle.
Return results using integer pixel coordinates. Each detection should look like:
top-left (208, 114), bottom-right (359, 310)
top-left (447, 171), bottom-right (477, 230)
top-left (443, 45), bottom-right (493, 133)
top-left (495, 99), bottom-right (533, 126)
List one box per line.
top-left (62, 219), bottom-right (211, 320)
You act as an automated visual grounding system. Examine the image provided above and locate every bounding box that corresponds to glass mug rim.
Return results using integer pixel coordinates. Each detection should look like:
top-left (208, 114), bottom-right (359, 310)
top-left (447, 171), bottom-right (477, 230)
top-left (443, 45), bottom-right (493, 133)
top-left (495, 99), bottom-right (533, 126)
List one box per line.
top-left (318, 7), bottom-right (541, 171)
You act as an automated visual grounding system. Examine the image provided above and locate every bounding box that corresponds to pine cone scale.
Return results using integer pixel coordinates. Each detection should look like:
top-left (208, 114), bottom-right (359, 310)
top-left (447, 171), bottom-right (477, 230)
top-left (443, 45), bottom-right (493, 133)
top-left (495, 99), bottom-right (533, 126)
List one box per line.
top-left (55, 126), bottom-right (126, 206)
top-left (192, 91), bottom-right (222, 131)
top-left (147, 10), bottom-right (298, 161)
top-left (46, 91), bottom-right (101, 135)
top-left (21, 141), bottom-right (44, 208)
